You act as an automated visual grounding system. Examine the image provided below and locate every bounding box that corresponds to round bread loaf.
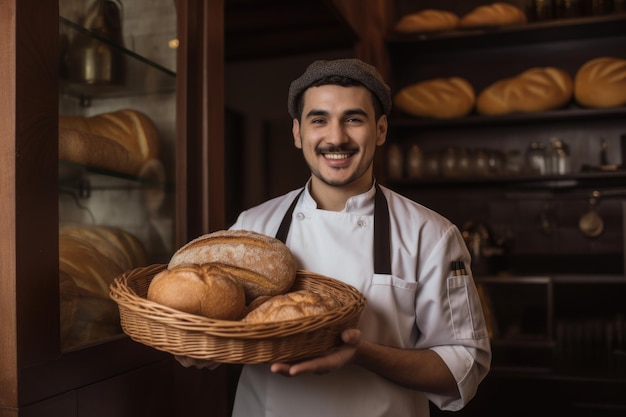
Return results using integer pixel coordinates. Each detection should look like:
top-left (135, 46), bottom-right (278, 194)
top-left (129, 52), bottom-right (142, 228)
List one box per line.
top-left (476, 67), bottom-right (573, 115)
top-left (458, 2), bottom-right (527, 28)
top-left (168, 230), bottom-right (298, 301)
top-left (147, 263), bottom-right (246, 320)
top-left (574, 57), bottom-right (626, 108)
top-left (394, 9), bottom-right (459, 34)
top-left (243, 290), bottom-right (341, 323)
top-left (394, 77), bottom-right (476, 119)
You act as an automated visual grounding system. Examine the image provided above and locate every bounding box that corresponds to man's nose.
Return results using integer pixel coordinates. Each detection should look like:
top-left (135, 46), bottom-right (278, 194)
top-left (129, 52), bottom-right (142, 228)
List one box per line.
top-left (325, 121), bottom-right (348, 145)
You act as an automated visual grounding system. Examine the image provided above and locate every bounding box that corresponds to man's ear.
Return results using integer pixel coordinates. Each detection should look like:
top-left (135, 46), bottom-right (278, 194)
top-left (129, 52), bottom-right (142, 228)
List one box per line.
top-left (376, 115), bottom-right (388, 146)
top-left (292, 119), bottom-right (302, 149)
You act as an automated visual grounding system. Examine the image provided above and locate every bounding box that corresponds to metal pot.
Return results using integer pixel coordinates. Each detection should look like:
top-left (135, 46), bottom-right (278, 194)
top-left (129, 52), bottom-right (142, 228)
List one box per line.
top-left (62, 0), bottom-right (125, 85)
top-left (579, 191), bottom-right (604, 238)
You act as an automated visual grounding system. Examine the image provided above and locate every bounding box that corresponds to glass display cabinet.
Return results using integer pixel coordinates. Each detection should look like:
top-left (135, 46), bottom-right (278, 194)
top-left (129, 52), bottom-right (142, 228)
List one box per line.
top-left (0, 0), bottom-right (228, 416)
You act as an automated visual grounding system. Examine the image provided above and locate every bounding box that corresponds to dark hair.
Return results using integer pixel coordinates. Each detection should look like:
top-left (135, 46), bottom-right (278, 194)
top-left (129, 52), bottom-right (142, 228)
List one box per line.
top-left (294, 75), bottom-right (384, 122)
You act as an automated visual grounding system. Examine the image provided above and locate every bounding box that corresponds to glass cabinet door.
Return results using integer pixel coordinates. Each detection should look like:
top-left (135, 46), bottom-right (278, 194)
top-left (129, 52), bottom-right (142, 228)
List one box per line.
top-left (57, 0), bottom-right (178, 350)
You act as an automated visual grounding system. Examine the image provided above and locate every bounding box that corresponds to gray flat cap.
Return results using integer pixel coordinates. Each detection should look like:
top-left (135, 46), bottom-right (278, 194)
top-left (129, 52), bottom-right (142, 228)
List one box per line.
top-left (287, 58), bottom-right (392, 119)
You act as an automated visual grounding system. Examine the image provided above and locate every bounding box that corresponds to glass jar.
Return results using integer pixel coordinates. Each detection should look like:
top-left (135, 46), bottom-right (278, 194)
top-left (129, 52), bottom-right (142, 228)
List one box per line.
top-left (547, 137), bottom-right (571, 175)
top-left (526, 141), bottom-right (548, 175)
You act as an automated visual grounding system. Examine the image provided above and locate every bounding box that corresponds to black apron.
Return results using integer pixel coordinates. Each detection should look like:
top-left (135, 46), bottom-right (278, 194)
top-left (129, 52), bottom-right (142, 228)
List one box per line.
top-left (275, 183), bottom-right (391, 275)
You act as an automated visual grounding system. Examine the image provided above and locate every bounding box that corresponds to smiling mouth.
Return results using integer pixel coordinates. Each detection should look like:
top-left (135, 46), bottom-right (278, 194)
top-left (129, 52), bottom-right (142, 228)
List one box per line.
top-left (324, 152), bottom-right (353, 160)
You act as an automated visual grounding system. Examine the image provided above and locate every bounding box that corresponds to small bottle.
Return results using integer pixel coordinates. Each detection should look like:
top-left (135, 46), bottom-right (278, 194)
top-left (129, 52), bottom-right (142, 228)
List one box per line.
top-left (530, 0), bottom-right (555, 20)
top-left (406, 144), bottom-right (424, 180)
top-left (387, 143), bottom-right (403, 181)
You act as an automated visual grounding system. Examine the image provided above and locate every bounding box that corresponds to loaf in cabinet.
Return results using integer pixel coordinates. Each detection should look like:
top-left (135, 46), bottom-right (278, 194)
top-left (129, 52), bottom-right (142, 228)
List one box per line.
top-left (476, 67), bottom-right (574, 115)
top-left (394, 77), bottom-right (476, 119)
top-left (394, 9), bottom-right (459, 33)
top-left (59, 224), bottom-right (147, 348)
top-left (574, 56), bottom-right (626, 108)
top-left (458, 2), bottom-right (527, 28)
top-left (59, 109), bottom-right (161, 176)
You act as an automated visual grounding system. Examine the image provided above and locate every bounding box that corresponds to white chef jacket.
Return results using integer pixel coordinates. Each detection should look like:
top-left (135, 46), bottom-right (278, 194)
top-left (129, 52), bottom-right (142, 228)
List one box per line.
top-left (230, 181), bottom-right (491, 417)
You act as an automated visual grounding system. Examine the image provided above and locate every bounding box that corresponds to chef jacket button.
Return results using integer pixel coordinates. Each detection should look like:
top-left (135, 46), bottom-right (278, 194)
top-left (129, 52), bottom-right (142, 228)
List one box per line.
top-left (296, 212), bottom-right (305, 221)
top-left (357, 218), bottom-right (366, 228)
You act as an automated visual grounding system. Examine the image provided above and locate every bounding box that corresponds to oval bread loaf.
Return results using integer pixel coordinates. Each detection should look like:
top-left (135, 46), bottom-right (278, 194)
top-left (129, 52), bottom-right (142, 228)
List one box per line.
top-left (394, 9), bottom-right (459, 33)
top-left (147, 263), bottom-right (246, 320)
top-left (476, 67), bottom-right (573, 116)
top-left (459, 2), bottom-right (527, 28)
top-left (243, 290), bottom-right (341, 323)
top-left (574, 56), bottom-right (626, 108)
top-left (168, 230), bottom-right (298, 301)
top-left (394, 77), bottom-right (476, 119)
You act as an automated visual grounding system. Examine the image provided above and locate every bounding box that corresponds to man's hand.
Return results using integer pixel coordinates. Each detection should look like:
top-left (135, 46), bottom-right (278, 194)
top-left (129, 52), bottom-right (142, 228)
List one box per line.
top-left (175, 356), bottom-right (221, 370)
top-left (270, 328), bottom-right (361, 376)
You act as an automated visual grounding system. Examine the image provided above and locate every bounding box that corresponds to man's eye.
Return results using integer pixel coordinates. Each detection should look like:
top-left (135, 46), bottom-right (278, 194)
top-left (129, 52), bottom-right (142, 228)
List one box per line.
top-left (311, 118), bottom-right (326, 124)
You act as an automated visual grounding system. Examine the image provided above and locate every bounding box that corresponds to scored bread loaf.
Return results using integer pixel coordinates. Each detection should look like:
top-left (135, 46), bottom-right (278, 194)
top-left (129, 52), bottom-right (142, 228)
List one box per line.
top-left (476, 67), bottom-right (574, 115)
top-left (168, 230), bottom-right (298, 301)
top-left (458, 2), bottom-right (527, 28)
top-left (59, 127), bottom-right (145, 176)
top-left (394, 77), bottom-right (476, 119)
top-left (574, 56), bottom-right (626, 108)
top-left (147, 263), bottom-right (246, 320)
top-left (243, 290), bottom-right (342, 323)
top-left (394, 9), bottom-right (459, 33)
top-left (59, 109), bottom-right (160, 162)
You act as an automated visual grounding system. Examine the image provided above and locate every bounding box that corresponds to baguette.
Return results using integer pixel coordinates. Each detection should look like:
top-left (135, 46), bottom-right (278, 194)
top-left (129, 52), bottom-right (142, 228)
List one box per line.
top-left (394, 77), bottom-right (476, 119)
top-left (574, 56), bottom-right (626, 108)
top-left (168, 230), bottom-right (298, 301)
top-left (459, 2), bottom-right (527, 28)
top-left (476, 67), bottom-right (573, 115)
top-left (394, 9), bottom-right (459, 33)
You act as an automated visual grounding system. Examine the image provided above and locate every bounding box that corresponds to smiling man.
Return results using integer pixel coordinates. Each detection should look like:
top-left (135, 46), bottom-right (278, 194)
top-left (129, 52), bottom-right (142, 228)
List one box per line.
top-left (178, 58), bottom-right (491, 417)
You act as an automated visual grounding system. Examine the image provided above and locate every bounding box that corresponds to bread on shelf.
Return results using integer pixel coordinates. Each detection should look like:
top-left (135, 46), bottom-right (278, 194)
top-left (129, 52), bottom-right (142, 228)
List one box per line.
top-left (476, 67), bottom-right (574, 115)
top-left (394, 9), bottom-right (460, 34)
top-left (574, 56), bottom-right (626, 108)
top-left (394, 77), bottom-right (476, 119)
top-left (458, 2), bottom-right (527, 28)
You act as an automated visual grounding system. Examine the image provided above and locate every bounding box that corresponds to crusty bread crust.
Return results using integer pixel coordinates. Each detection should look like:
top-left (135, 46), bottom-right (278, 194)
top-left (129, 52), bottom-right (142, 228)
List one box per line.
top-left (168, 230), bottom-right (298, 301)
top-left (148, 263), bottom-right (246, 320)
top-left (242, 290), bottom-right (341, 323)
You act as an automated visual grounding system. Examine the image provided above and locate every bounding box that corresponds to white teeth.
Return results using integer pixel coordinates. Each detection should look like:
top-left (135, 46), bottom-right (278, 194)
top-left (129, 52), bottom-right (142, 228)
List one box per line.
top-left (325, 153), bottom-right (350, 160)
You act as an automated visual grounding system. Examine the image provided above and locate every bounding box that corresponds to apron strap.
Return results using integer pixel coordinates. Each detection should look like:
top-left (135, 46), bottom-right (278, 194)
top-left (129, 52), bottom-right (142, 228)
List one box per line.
top-left (275, 188), bottom-right (304, 244)
top-left (374, 183), bottom-right (392, 275)
top-left (275, 184), bottom-right (392, 275)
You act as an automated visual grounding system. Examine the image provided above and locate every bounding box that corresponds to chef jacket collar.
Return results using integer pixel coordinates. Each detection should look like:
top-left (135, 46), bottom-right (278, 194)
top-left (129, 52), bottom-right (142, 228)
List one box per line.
top-left (301, 178), bottom-right (376, 215)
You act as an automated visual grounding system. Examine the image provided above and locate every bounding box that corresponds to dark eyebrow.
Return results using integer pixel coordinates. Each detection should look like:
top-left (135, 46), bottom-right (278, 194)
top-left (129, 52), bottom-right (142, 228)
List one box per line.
top-left (304, 108), bottom-right (369, 119)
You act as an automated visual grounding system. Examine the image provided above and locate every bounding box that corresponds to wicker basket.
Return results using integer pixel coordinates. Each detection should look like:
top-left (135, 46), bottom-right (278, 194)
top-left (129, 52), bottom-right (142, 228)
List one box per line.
top-left (109, 264), bottom-right (366, 364)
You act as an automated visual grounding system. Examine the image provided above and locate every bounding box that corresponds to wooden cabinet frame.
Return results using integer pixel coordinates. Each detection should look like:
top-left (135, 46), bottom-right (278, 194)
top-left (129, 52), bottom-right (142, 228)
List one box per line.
top-left (0, 0), bottom-right (226, 415)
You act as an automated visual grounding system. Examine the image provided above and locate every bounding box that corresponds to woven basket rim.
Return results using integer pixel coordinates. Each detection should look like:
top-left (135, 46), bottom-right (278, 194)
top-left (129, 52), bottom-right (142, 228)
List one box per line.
top-left (110, 264), bottom-right (366, 340)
